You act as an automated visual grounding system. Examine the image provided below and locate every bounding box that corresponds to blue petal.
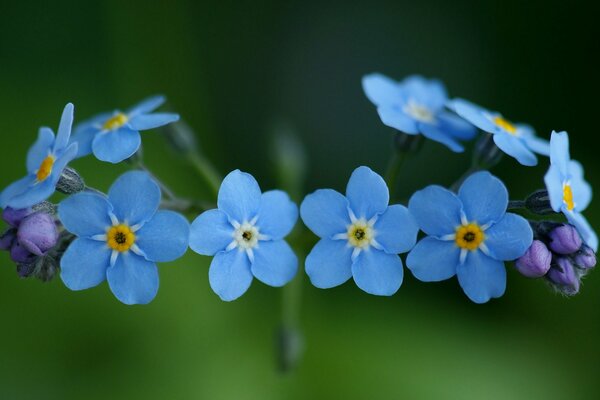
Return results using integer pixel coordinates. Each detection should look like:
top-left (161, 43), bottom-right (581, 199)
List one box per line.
top-left (217, 170), bottom-right (261, 223)
top-left (569, 161), bottom-right (592, 212)
top-left (544, 164), bottom-right (564, 212)
top-left (566, 211), bottom-right (598, 252)
top-left (58, 192), bottom-right (113, 237)
top-left (401, 75), bottom-right (448, 111)
top-left (127, 95), bottom-right (166, 116)
top-left (419, 122), bottom-right (464, 152)
top-left (54, 103), bottom-right (74, 152)
top-left (373, 204), bottom-right (418, 254)
top-left (251, 240), bottom-right (297, 287)
top-left (459, 171), bottom-right (508, 225)
top-left (71, 113), bottom-right (110, 158)
top-left (107, 252), bottom-right (159, 305)
top-left (346, 166), bottom-right (389, 219)
top-left (377, 106), bottom-right (419, 134)
top-left (189, 209), bottom-right (234, 256)
top-left (449, 98), bottom-right (497, 133)
top-left (361, 73), bottom-right (401, 107)
top-left (3, 176), bottom-right (56, 210)
top-left (483, 213), bottom-right (532, 261)
top-left (300, 189), bottom-right (350, 238)
top-left (92, 128), bottom-right (142, 164)
top-left (408, 185), bottom-right (462, 237)
top-left (436, 111), bottom-right (478, 140)
top-left (256, 190), bottom-right (298, 240)
top-left (550, 131), bottom-right (570, 175)
top-left (128, 113), bottom-right (180, 131)
top-left (209, 249), bottom-right (253, 301)
top-left (493, 134), bottom-right (537, 166)
top-left (456, 250), bottom-right (506, 304)
top-left (60, 238), bottom-right (110, 290)
top-left (26, 127), bottom-right (55, 173)
top-left (108, 171), bottom-right (161, 226)
top-left (351, 249), bottom-right (403, 296)
top-left (406, 237), bottom-right (459, 281)
top-left (0, 175), bottom-right (36, 208)
top-left (136, 210), bottom-right (189, 262)
top-left (305, 238), bottom-right (353, 288)
top-left (521, 130), bottom-right (550, 156)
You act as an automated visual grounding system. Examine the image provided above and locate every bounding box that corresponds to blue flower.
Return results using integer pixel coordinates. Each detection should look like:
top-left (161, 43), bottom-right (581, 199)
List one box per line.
top-left (300, 166), bottom-right (418, 296)
top-left (406, 171), bottom-right (532, 303)
top-left (0, 104), bottom-right (78, 209)
top-left (362, 74), bottom-right (477, 152)
top-left (58, 171), bottom-right (190, 305)
top-left (449, 98), bottom-right (550, 166)
top-left (544, 131), bottom-right (597, 251)
top-left (70, 95), bottom-right (179, 164)
top-left (189, 170), bottom-right (299, 301)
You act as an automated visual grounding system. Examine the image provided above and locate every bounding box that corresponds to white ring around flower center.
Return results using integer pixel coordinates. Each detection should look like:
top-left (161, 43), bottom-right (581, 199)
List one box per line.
top-left (233, 222), bottom-right (260, 249)
top-left (403, 99), bottom-right (435, 123)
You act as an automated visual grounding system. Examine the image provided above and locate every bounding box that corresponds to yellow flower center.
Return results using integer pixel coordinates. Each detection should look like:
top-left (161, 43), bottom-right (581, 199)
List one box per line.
top-left (455, 223), bottom-right (485, 251)
top-left (103, 112), bottom-right (129, 130)
top-left (563, 183), bottom-right (575, 211)
top-left (107, 224), bottom-right (136, 252)
top-left (493, 116), bottom-right (517, 135)
top-left (347, 219), bottom-right (374, 249)
top-left (36, 155), bottom-right (55, 182)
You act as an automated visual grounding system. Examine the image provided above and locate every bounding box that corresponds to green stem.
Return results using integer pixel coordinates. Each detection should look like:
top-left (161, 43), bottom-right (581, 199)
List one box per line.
top-left (186, 152), bottom-right (222, 199)
top-left (384, 152), bottom-right (406, 199)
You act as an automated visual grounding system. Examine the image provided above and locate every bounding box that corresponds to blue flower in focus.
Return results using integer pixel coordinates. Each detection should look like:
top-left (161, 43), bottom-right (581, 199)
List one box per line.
top-left (544, 131), bottom-right (597, 251)
top-left (58, 171), bottom-right (190, 305)
top-left (0, 104), bottom-right (78, 209)
top-left (362, 74), bottom-right (477, 152)
top-left (449, 98), bottom-right (550, 166)
top-left (70, 95), bottom-right (179, 164)
top-left (189, 170), bottom-right (299, 301)
top-left (301, 166), bottom-right (418, 296)
top-left (406, 171), bottom-right (532, 303)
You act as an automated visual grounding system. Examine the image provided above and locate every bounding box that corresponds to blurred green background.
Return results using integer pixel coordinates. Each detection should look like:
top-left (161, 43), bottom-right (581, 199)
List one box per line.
top-left (1, 0), bottom-right (598, 399)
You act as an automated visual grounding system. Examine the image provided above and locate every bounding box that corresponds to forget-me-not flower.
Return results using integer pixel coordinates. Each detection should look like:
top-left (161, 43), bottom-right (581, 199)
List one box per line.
top-left (301, 166), bottom-right (418, 296)
top-left (406, 171), bottom-right (532, 303)
top-left (189, 170), bottom-right (299, 301)
top-left (70, 95), bottom-right (179, 164)
top-left (544, 131), bottom-right (597, 251)
top-left (449, 98), bottom-right (550, 166)
top-left (362, 74), bottom-right (477, 152)
top-left (58, 171), bottom-right (190, 305)
top-left (0, 103), bottom-right (78, 209)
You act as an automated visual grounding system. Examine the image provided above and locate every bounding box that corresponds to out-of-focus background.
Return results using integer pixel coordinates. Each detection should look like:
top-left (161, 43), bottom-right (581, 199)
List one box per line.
top-left (1, 1), bottom-right (598, 399)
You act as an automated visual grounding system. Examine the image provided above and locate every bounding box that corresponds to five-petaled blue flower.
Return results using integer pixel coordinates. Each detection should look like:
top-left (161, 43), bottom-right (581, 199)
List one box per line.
top-left (362, 74), bottom-right (477, 152)
top-left (544, 131), bottom-right (597, 251)
top-left (189, 170), bottom-right (299, 301)
top-left (0, 103), bottom-right (78, 209)
top-left (58, 171), bottom-right (190, 305)
top-left (406, 171), bottom-right (532, 303)
top-left (70, 95), bottom-right (179, 164)
top-left (449, 98), bottom-right (550, 166)
top-left (301, 166), bottom-right (418, 296)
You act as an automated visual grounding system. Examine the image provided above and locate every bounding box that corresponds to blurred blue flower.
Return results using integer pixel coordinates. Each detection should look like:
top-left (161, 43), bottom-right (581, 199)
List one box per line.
top-left (544, 131), bottom-right (597, 251)
top-left (362, 74), bottom-right (477, 152)
top-left (406, 171), bottom-right (533, 303)
top-left (449, 98), bottom-right (550, 166)
top-left (189, 170), bottom-right (299, 301)
top-left (70, 95), bottom-right (179, 164)
top-left (58, 171), bottom-right (190, 305)
top-left (0, 104), bottom-right (78, 209)
top-left (300, 166), bottom-right (418, 296)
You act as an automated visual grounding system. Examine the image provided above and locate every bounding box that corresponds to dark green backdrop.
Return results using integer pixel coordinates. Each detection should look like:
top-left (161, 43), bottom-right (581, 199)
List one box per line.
top-left (1, 1), bottom-right (598, 399)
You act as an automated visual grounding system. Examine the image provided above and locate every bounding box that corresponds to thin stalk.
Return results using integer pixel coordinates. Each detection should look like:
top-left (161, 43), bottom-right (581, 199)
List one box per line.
top-left (186, 152), bottom-right (222, 199)
top-left (384, 152), bottom-right (406, 199)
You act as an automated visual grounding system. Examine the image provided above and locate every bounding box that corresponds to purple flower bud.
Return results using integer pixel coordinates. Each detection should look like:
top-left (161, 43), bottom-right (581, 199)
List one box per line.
top-left (574, 245), bottom-right (596, 269)
top-left (0, 229), bottom-right (16, 251)
top-left (547, 257), bottom-right (580, 295)
top-left (515, 240), bottom-right (552, 278)
top-left (10, 241), bottom-right (36, 264)
top-left (2, 207), bottom-right (32, 227)
top-left (16, 212), bottom-right (58, 256)
top-left (548, 224), bottom-right (582, 255)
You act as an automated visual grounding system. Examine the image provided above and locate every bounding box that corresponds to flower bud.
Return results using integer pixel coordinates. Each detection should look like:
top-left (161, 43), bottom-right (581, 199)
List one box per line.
top-left (17, 212), bottom-right (59, 256)
top-left (161, 119), bottom-right (198, 155)
top-left (574, 245), bottom-right (596, 270)
top-left (524, 190), bottom-right (555, 215)
top-left (547, 257), bottom-right (579, 295)
top-left (548, 224), bottom-right (582, 255)
top-left (1, 229), bottom-right (16, 251)
top-left (2, 207), bottom-right (32, 227)
top-left (10, 241), bottom-right (36, 264)
top-left (16, 262), bottom-right (36, 278)
top-left (515, 240), bottom-right (552, 278)
top-left (56, 167), bottom-right (85, 195)
top-left (472, 133), bottom-right (503, 168)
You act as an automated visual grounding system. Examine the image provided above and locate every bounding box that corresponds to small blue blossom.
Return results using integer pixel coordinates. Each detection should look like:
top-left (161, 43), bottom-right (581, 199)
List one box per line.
top-left (362, 74), bottom-right (477, 152)
top-left (58, 171), bottom-right (190, 305)
top-left (70, 95), bottom-right (179, 164)
top-left (0, 104), bottom-right (78, 209)
top-left (544, 131), bottom-right (597, 251)
top-left (189, 170), bottom-right (299, 301)
top-left (406, 171), bottom-right (533, 303)
top-left (300, 166), bottom-right (418, 296)
top-left (449, 98), bottom-right (550, 166)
